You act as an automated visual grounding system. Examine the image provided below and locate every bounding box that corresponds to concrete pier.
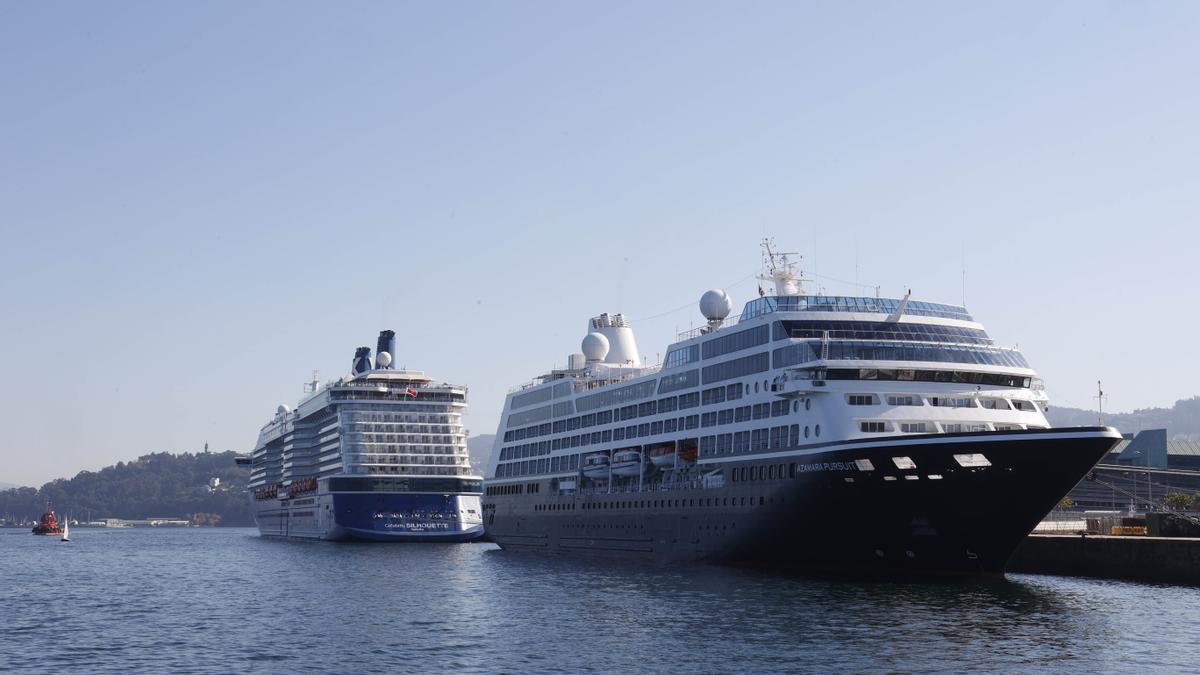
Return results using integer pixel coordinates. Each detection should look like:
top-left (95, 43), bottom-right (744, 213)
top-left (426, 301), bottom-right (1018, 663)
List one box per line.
top-left (1007, 534), bottom-right (1200, 585)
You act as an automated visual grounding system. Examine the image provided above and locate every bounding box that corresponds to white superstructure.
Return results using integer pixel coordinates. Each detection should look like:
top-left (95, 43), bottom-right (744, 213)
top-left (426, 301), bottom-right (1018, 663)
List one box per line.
top-left (487, 244), bottom-right (1049, 486)
top-left (247, 330), bottom-right (483, 541)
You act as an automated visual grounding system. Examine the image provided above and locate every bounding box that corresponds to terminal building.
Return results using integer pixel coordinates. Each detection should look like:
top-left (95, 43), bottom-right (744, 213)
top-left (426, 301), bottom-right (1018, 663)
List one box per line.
top-left (1067, 429), bottom-right (1200, 511)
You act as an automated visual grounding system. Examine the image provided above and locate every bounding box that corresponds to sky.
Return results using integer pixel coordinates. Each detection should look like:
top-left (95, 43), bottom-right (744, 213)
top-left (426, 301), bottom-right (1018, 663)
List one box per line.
top-left (1, 1), bottom-right (1198, 486)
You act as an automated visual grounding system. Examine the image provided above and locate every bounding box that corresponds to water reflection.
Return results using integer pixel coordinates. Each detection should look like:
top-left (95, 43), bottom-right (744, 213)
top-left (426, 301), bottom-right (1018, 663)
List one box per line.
top-left (1, 529), bottom-right (1196, 674)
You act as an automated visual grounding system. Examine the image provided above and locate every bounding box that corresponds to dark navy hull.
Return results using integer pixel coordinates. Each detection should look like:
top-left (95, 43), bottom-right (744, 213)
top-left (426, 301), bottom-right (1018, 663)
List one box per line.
top-left (254, 491), bottom-right (484, 542)
top-left (483, 428), bottom-right (1121, 575)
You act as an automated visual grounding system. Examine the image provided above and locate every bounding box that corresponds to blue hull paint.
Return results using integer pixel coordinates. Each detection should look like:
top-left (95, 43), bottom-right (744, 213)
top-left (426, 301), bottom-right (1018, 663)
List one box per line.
top-left (252, 491), bottom-right (484, 542)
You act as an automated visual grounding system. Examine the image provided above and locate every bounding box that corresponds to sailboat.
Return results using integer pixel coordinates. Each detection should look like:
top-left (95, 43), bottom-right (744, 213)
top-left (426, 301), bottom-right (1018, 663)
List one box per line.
top-left (61, 521), bottom-right (70, 542)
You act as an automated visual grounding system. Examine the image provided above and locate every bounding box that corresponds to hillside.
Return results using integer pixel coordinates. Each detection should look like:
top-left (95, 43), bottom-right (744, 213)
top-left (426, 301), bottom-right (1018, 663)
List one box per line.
top-left (467, 434), bottom-right (496, 472)
top-left (1046, 396), bottom-right (1200, 438)
top-left (0, 451), bottom-right (252, 526)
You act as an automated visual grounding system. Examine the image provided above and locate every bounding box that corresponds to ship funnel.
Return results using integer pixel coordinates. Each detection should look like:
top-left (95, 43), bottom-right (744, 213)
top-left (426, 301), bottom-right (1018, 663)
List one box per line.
top-left (588, 313), bottom-right (641, 367)
top-left (376, 330), bottom-right (396, 369)
top-left (352, 347), bottom-right (373, 375)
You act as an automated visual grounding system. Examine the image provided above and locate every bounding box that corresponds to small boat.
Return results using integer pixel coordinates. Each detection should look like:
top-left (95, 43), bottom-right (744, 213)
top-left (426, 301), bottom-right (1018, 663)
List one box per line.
top-left (31, 501), bottom-right (64, 536)
top-left (581, 453), bottom-right (610, 479)
top-left (610, 449), bottom-right (644, 478)
top-left (61, 522), bottom-right (70, 542)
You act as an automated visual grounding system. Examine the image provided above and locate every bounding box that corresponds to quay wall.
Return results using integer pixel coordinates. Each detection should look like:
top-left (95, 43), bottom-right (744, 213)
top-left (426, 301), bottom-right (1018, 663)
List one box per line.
top-left (1008, 534), bottom-right (1200, 585)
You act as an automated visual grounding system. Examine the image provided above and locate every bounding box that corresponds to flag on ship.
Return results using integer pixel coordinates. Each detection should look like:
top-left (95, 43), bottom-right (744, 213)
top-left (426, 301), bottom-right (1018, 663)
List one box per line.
top-left (405, 388), bottom-right (418, 397)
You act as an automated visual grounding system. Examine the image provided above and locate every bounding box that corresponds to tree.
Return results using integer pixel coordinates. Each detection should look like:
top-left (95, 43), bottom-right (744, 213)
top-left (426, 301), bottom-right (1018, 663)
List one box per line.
top-left (1056, 496), bottom-right (1075, 511)
top-left (1162, 492), bottom-right (1193, 511)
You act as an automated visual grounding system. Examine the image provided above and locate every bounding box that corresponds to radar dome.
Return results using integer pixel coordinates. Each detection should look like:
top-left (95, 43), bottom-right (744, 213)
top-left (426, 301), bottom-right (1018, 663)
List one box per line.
top-left (276, 404), bottom-right (290, 415)
top-left (581, 332), bottom-right (610, 362)
top-left (700, 289), bottom-right (733, 321)
top-left (376, 351), bottom-right (392, 368)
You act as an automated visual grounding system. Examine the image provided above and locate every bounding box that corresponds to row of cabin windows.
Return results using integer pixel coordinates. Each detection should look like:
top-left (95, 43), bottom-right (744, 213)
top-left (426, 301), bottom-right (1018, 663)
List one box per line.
top-left (581, 496), bottom-right (770, 510)
top-left (730, 462), bottom-right (798, 482)
top-left (846, 393), bottom-right (1039, 412)
top-left (506, 365), bottom-right (829, 448)
top-left (699, 424), bottom-right (821, 457)
top-left (486, 483), bottom-right (525, 496)
top-left (501, 397), bottom-right (816, 461)
top-left (502, 392), bottom-right (814, 459)
top-left (497, 423), bottom-right (825, 477)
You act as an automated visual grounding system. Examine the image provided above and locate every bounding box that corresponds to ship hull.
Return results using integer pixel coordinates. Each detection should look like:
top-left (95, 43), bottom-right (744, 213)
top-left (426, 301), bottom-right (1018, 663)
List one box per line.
top-left (253, 491), bottom-right (484, 543)
top-left (483, 428), bottom-right (1120, 575)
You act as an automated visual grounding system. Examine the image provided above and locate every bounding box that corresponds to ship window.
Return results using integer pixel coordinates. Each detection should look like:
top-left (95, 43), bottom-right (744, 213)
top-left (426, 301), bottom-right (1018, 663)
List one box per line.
top-left (804, 425), bottom-right (810, 438)
top-left (860, 422), bottom-right (888, 433)
top-left (900, 422), bottom-right (928, 433)
top-left (847, 394), bottom-right (876, 406)
top-left (805, 399), bottom-right (811, 411)
top-left (814, 424), bottom-right (820, 437)
top-left (953, 453), bottom-right (991, 468)
top-left (891, 456), bottom-right (916, 470)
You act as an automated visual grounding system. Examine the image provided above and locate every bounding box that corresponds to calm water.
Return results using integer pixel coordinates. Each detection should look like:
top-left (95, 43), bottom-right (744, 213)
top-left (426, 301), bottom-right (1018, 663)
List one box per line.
top-left (1, 528), bottom-right (1197, 674)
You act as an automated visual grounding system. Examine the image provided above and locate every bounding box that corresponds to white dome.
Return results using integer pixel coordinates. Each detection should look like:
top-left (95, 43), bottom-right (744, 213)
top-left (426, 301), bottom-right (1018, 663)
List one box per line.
top-left (376, 351), bottom-right (392, 368)
top-left (700, 289), bottom-right (732, 321)
top-left (276, 404), bottom-right (290, 415)
top-left (581, 332), bottom-right (610, 362)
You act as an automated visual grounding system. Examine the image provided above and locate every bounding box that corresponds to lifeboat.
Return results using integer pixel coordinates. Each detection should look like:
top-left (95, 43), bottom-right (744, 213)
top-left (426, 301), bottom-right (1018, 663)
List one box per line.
top-left (610, 449), bottom-right (645, 478)
top-left (677, 439), bottom-right (699, 463)
top-left (581, 453), bottom-right (611, 479)
top-left (648, 443), bottom-right (677, 469)
top-left (31, 501), bottom-right (64, 536)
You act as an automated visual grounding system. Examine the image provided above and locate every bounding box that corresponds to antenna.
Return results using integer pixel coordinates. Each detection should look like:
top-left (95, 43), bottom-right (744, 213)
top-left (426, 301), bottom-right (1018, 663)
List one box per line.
top-left (961, 240), bottom-right (966, 307)
top-left (758, 238), bottom-right (807, 296)
top-left (303, 370), bottom-right (320, 393)
top-left (1094, 380), bottom-right (1106, 426)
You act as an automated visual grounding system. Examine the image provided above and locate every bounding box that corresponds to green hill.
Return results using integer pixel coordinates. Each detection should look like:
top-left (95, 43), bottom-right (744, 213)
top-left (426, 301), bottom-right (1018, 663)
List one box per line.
top-left (1047, 396), bottom-right (1200, 438)
top-left (0, 451), bottom-right (252, 526)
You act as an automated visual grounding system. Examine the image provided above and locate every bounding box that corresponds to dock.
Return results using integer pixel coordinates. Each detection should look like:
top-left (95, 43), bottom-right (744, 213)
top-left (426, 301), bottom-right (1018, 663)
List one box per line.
top-left (1008, 534), bottom-right (1200, 585)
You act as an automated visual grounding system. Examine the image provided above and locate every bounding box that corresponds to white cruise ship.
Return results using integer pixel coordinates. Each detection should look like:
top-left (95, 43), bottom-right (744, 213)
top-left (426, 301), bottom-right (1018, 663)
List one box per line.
top-left (244, 330), bottom-right (483, 541)
top-left (481, 242), bottom-right (1120, 574)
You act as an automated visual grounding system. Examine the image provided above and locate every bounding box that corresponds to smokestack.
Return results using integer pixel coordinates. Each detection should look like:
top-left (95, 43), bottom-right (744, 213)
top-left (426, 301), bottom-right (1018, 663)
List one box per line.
top-left (376, 330), bottom-right (396, 369)
top-left (352, 347), bottom-right (372, 375)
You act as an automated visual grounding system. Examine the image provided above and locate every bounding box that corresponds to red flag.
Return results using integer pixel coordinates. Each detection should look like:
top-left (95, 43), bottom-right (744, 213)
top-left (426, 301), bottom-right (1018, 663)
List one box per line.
top-left (405, 388), bottom-right (418, 397)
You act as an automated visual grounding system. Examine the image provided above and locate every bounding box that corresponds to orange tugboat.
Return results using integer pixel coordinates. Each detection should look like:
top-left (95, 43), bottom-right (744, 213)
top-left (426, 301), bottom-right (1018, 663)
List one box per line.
top-left (31, 501), bottom-right (64, 536)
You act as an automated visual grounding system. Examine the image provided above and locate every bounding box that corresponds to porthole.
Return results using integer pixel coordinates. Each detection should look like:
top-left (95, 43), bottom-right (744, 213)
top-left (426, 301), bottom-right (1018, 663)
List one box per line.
top-left (804, 425), bottom-right (810, 438)
top-left (815, 424), bottom-right (821, 437)
top-left (768, 465), bottom-right (776, 480)
top-left (754, 382), bottom-right (759, 393)
top-left (793, 400), bottom-right (799, 413)
top-left (805, 399), bottom-right (811, 411)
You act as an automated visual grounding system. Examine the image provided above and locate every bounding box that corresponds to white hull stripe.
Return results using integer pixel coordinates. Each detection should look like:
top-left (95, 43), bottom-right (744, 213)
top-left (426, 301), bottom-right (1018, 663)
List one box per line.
top-left (699, 427), bottom-right (1120, 465)
top-left (482, 428), bottom-right (1121, 485)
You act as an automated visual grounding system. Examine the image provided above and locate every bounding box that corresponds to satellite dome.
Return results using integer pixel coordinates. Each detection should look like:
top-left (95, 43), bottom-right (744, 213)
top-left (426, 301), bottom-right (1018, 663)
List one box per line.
top-left (276, 404), bottom-right (290, 415)
top-left (376, 351), bottom-right (392, 368)
top-left (700, 289), bottom-right (733, 321)
top-left (581, 332), bottom-right (610, 362)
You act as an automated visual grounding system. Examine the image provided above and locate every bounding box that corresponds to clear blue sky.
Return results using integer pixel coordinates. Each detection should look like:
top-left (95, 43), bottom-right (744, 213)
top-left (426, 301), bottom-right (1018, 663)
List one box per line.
top-left (2, 2), bottom-right (1197, 486)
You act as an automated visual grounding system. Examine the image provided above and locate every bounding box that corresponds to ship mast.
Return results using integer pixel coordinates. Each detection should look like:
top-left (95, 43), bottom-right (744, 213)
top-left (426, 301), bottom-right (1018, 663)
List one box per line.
top-left (758, 238), bottom-right (809, 297)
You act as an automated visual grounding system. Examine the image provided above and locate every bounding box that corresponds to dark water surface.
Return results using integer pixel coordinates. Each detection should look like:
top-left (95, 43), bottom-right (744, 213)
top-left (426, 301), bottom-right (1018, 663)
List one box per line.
top-left (2, 528), bottom-right (1196, 673)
